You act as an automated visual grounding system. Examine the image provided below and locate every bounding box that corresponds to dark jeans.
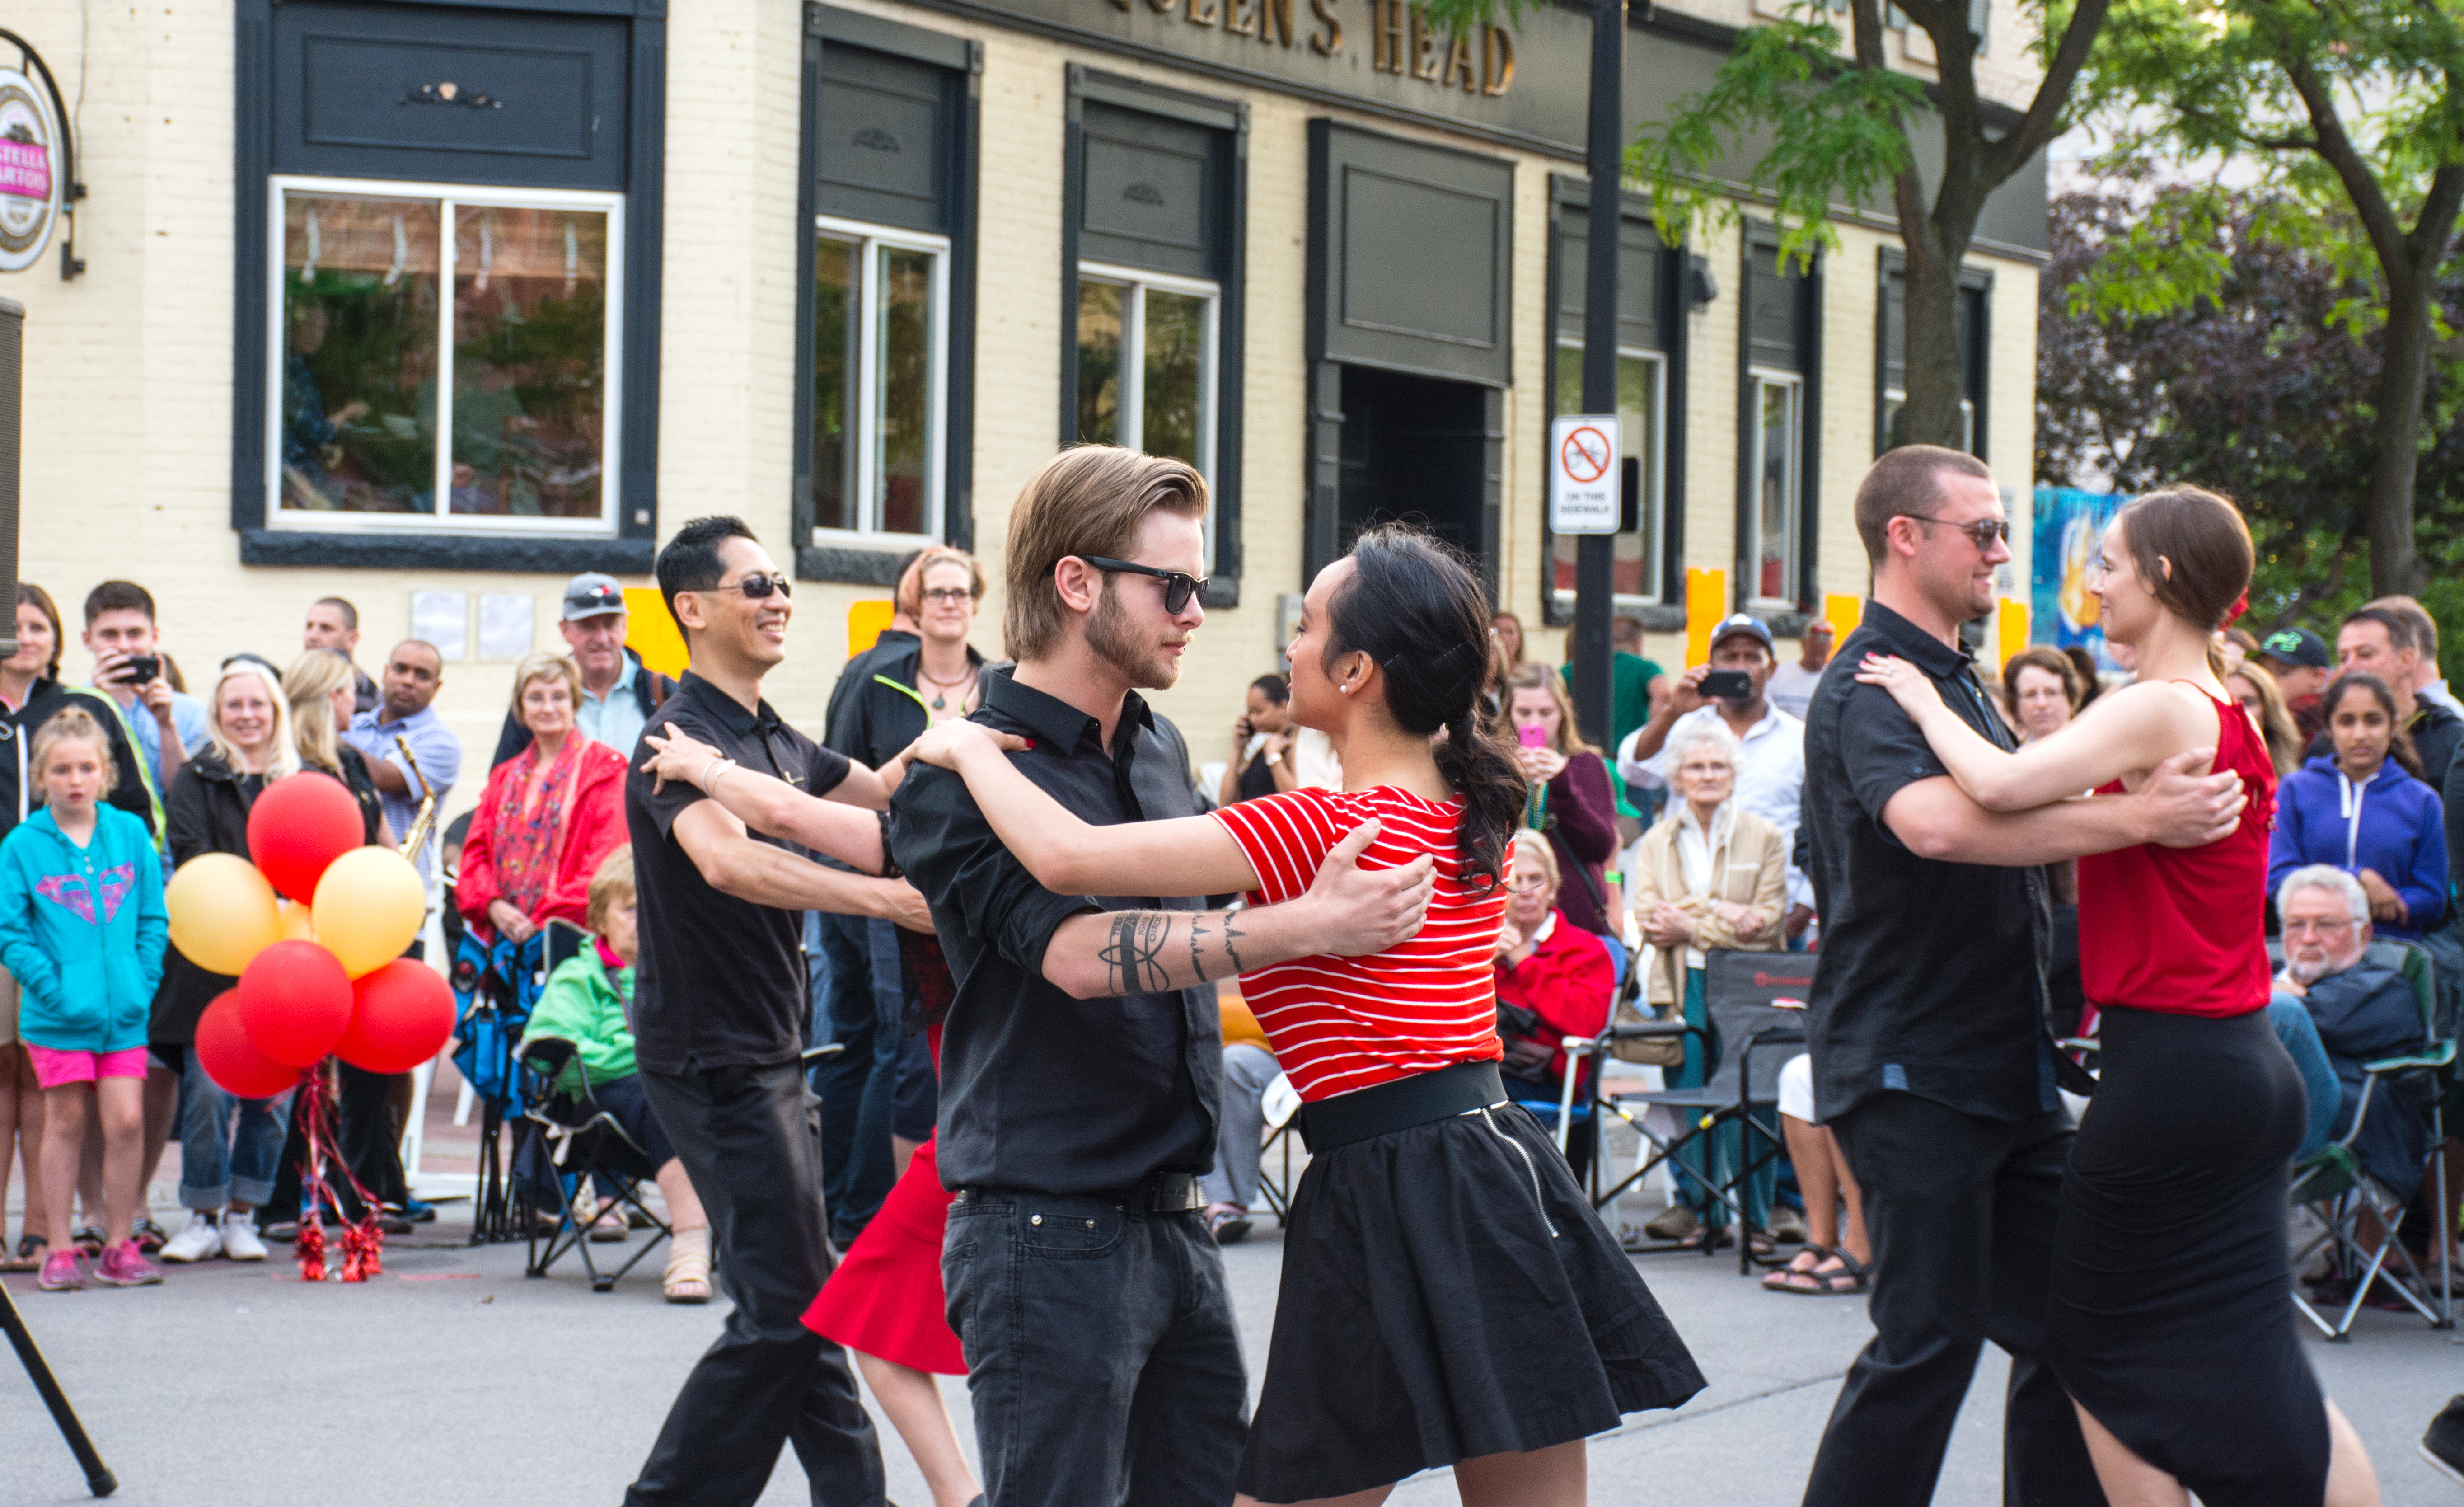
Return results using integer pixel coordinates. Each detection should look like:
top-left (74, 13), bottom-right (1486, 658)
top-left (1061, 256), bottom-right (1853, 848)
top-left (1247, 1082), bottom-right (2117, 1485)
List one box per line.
top-left (810, 909), bottom-right (901, 1244)
top-left (628, 1059), bottom-right (885, 1507)
top-left (1804, 1094), bottom-right (2106, 1507)
top-left (943, 1191), bottom-right (1247, 1507)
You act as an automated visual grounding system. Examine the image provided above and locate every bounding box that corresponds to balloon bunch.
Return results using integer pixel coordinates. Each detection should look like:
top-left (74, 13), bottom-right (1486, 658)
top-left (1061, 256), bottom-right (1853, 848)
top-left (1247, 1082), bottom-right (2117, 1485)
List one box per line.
top-left (162, 774), bottom-right (457, 1281)
top-left (165, 774), bottom-right (456, 1091)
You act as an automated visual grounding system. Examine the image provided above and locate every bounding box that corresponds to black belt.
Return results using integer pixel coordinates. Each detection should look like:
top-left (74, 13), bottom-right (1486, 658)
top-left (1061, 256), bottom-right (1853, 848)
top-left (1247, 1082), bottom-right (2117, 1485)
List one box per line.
top-left (953, 1169), bottom-right (1203, 1214)
top-left (1296, 1060), bottom-right (1507, 1154)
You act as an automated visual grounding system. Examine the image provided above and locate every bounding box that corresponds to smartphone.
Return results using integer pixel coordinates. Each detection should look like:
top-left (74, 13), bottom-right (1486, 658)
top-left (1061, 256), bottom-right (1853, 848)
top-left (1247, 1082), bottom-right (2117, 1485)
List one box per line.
top-left (1699, 670), bottom-right (1752, 701)
top-left (122, 655), bottom-right (162, 686)
top-left (1518, 723), bottom-right (1551, 749)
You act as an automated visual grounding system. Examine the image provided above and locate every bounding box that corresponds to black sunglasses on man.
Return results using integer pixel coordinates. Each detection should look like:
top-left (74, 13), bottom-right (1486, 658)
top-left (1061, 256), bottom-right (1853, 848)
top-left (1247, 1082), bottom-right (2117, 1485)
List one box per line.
top-left (1068, 556), bottom-right (1209, 615)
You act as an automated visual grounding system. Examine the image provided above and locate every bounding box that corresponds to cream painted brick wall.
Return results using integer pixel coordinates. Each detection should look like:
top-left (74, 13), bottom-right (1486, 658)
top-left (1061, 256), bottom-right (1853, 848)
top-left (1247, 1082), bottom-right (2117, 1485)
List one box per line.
top-left (0, 0), bottom-right (2040, 826)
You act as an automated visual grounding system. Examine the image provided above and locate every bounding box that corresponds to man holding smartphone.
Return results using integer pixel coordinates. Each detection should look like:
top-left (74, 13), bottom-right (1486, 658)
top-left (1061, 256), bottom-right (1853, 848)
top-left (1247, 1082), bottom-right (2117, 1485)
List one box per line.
top-left (1617, 613), bottom-right (1812, 944)
top-left (82, 581), bottom-right (210, 810)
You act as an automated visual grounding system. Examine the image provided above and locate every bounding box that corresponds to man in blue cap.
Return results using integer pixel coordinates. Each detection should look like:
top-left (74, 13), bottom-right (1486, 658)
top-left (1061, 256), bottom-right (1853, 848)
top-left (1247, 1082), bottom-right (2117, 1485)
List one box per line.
top-left (492, 572), bottom-right (675, 766)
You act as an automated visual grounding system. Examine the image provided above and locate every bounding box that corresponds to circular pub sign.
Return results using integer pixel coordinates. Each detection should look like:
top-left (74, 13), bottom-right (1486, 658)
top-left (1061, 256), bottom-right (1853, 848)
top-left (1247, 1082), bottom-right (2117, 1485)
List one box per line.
top-left (0, 67), bottom-right (61, 273)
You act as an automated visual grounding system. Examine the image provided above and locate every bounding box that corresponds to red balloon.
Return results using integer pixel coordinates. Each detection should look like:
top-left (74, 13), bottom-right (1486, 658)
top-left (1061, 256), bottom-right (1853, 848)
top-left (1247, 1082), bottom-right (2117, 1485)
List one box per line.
top-left (335, 959), bottom-right (458, 1074)
top-left (247, 771), bottom-right (365, 901)
top-left (236, 939), bottom-right (355, 1067)
top-left (194, 991), bottom-right (304, 1099)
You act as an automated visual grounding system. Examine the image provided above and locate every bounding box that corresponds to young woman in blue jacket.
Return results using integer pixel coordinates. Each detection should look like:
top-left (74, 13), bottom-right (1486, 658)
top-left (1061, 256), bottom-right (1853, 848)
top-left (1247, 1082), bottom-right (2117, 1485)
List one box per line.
top-left (2268, 672), bottom-right (2449, 942)
top-left (0, 706), bottom-right (169, 1290)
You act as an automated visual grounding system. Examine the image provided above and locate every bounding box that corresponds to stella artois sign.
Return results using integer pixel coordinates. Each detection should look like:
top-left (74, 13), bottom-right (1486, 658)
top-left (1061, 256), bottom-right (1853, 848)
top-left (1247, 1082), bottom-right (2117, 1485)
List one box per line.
top-left (0, 65), bottom-right (62, 273)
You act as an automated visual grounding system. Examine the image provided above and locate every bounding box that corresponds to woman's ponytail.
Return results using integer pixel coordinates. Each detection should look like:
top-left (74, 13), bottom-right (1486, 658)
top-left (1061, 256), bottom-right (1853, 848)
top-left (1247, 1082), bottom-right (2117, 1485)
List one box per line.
top-left (1323, 525), bottom-right (1530, 894)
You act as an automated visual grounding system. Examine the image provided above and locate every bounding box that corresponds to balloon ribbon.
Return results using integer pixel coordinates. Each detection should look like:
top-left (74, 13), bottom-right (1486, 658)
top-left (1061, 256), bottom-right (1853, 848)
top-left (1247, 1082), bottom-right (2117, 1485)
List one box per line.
top-left (293, 1063), bottom-right (386, 1283)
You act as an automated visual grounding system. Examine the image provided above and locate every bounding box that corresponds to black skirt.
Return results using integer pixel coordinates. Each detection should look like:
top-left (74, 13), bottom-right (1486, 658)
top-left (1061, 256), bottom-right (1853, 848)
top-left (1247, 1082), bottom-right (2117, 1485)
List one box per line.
top-left (2048, 1005), bottom-right (2328, 1504)
top-left (1239, 1102), bottom-right (1705, 1503)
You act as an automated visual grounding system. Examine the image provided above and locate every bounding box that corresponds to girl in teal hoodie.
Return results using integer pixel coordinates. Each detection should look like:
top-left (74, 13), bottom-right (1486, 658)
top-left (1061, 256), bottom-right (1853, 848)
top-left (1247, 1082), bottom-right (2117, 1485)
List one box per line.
top-left (0, 707), bottom-right (168, 1290)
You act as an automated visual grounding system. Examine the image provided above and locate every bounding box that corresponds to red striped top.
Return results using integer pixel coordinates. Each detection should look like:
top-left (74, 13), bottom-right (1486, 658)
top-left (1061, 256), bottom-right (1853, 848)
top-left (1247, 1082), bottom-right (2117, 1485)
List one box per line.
top-left (1210, 785), bottom-right (1507, 1101)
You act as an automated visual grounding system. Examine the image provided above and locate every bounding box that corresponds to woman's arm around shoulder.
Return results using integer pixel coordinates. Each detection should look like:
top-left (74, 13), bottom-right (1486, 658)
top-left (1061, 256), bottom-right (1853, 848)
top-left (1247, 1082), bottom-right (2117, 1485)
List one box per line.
top-left (906, 718), bottom-right (1261, 898)
top-left (1857, 655), bottom-right (2219, 812)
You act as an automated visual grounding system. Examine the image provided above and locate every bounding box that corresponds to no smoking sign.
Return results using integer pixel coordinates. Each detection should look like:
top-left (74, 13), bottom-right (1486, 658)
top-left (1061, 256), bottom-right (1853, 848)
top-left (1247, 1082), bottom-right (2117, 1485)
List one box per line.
top-left (1549, 414), bottom-right (1621, 535)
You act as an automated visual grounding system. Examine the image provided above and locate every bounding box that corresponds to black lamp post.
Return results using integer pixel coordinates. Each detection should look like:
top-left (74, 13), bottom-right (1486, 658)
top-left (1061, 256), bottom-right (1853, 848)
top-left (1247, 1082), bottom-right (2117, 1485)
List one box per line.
top-left (1570, 0), bottom-right (1624, 748)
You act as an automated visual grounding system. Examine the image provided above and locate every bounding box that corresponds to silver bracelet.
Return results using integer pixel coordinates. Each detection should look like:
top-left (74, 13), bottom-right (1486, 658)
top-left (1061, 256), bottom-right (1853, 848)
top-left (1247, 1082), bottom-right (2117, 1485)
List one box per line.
top-left (699, 755), bottom-right (735, 790)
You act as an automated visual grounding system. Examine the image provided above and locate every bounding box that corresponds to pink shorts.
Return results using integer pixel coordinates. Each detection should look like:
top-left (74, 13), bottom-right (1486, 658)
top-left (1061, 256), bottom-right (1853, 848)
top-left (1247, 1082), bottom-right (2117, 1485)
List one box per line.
top-left (26, 1045), bottom-right (150, 1091)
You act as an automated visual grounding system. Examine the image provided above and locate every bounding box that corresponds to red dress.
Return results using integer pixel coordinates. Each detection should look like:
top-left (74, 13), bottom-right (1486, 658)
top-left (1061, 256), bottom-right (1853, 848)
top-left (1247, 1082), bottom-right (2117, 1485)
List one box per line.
top-left (801, 1020), bottom-right (964, 1374)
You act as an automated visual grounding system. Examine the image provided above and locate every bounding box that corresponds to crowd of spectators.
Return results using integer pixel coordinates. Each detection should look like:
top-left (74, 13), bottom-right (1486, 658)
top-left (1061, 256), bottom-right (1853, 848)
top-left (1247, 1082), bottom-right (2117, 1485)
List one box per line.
top-left (2, 549), bottom-right (2458, 1339)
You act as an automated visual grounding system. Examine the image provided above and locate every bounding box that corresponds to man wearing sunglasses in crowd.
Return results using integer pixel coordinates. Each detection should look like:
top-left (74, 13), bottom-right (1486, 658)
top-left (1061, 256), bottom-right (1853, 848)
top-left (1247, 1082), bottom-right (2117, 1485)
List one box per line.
top-left (620, 516), bottom-right (936, 1507)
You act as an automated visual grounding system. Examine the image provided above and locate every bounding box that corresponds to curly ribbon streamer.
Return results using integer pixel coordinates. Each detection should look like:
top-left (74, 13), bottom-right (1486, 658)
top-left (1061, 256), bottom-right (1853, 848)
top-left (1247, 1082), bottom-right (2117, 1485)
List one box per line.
top-left (291, 1063), bottom-right (388, 1283)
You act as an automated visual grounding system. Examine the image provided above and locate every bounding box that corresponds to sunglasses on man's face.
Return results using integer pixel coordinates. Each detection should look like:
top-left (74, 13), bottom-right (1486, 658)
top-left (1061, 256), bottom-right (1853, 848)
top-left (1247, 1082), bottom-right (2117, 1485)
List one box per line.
top-left (1073, 556), bottom-right (1209, 614)
top-left (699, 572), bottom-right (793, 601)
top-left (1903, 515), bottom-right (2011, 550)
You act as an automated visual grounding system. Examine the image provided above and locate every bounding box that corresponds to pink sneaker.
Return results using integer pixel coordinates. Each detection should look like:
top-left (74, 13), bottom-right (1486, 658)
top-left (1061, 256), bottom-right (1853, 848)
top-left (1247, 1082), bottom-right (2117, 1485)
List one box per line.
top-left (37, 1248), bottom-right (84, 1291)
top-left (93, 1240), bottom-right (163, 1287)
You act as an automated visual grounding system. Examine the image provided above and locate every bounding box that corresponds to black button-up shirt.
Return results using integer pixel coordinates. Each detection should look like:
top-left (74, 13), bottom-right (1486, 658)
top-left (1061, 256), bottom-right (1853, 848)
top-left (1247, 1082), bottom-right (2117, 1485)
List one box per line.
top-left (1802, 601), bottom-right (2057, 1123)
top-left (628, 673), bottom-right (850, 1075)
top-left (889, 669), bottom-right (1217, 1195)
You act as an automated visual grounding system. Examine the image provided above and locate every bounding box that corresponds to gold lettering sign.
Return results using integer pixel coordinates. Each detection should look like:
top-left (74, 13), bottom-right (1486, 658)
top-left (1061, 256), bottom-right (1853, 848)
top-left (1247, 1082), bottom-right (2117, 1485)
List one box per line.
top-left (1106, 0), bottom-right (1510, 95)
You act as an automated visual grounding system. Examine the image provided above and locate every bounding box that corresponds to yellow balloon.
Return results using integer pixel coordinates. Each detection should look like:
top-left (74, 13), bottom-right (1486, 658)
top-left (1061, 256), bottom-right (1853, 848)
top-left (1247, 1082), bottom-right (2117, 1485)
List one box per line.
top-left (276, 899), bottom-right (317, 942)
top-left (310, 847), bottom-right (426, 979)
top-left (164, 853), bottom-right (282, 976)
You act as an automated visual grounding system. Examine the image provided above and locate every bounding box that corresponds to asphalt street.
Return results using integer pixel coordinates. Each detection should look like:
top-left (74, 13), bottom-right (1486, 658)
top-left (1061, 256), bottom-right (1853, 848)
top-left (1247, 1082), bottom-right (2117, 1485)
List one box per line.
top-left (4, 1195), bottom-right (2459, 1507)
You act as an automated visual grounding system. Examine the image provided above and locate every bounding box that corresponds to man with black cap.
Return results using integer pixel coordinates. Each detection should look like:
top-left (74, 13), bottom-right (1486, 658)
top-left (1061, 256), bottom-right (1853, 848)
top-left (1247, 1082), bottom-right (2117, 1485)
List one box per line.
top-left (492, 571), bottom-right (675, 766)
top-left (2256, 625), bottom-right (2331, 743)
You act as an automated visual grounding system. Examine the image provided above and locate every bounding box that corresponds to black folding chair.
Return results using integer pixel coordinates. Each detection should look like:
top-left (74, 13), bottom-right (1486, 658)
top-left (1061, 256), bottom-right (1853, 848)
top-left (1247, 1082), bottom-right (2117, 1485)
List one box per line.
top-left (514, 1038), bottom-right (673, 1294)
top-left (1593, 950), bottom-right (1810, 1271)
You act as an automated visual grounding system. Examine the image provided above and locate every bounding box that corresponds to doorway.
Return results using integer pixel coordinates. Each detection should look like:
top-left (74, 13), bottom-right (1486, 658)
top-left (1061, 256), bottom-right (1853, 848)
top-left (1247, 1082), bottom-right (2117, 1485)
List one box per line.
top-left (1330, 365), bottom-right (1499, 584)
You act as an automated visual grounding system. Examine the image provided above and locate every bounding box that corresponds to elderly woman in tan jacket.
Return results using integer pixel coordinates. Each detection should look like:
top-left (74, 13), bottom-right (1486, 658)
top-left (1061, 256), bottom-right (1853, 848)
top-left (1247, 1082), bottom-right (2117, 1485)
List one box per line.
top-left (1627, 721), bottom-right (1788, 1249)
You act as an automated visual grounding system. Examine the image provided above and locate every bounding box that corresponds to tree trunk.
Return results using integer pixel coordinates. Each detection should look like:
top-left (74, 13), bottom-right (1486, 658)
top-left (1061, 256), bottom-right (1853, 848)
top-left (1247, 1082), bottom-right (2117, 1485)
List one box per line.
top-left (2368, 268), bottom-right (2432, 596)
top-left (1896, 226), bottom-right (1969, 449)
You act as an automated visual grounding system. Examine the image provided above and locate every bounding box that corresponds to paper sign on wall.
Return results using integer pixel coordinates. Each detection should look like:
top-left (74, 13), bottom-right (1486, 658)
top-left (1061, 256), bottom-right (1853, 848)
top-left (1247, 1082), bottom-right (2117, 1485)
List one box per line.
top-left (1549, 415), bottom-right (1620, 535)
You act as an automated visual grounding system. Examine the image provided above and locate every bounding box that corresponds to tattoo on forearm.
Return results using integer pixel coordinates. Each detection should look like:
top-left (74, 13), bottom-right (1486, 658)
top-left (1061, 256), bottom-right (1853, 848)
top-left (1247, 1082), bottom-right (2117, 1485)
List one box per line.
top-left (1090, 908), bottom-right (1256, 995)
top-left (1101, 913), bottom-right (1174, 994)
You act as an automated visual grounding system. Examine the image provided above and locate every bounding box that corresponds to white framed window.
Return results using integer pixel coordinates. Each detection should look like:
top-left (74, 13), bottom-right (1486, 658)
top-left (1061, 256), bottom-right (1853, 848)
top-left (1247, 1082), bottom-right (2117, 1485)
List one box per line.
top-left (1075, 262), bottom-right (1220, 555)
top-left (267, 175), bottom-right (624, 535)
top-left (811, 216), bottom-right (951, 544)
top-left (1881, 388), bottom-right (1976, 455)
top-left (1749, 370), bottom-right (1803, 608)
top-left (1551, 341), bottom-right (1667, 606)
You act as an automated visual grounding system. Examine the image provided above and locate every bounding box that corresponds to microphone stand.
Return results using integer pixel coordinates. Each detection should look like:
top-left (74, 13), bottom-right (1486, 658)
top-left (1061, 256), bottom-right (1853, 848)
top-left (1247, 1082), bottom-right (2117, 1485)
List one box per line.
top-left (0, 1277), bottom-right (118, 1496)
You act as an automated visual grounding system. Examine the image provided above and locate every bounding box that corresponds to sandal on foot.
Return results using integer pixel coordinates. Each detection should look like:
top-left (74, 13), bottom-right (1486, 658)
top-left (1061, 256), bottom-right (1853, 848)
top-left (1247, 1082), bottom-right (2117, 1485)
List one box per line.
top-left (1775, 1248), bottom-right (1872, 1296)
top-left (663, 1228), bottom-right (712, 1305)
top-left (1762, 1244), bottom-right (1832, 1292)
top-left (1205, 1205), bottom-right (1252, 1245)
top-left (1675, 1224), bottom-right (1735, 1252)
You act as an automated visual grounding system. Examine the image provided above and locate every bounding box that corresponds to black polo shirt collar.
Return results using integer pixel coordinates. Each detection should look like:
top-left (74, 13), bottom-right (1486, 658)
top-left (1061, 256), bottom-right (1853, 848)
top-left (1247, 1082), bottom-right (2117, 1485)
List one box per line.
top-left (1860, 600), bottom-right (1973, 681)
top-left (982, 668), bottom-right (1155, 756)
top-left (677, 671), bottom-right (787, 741)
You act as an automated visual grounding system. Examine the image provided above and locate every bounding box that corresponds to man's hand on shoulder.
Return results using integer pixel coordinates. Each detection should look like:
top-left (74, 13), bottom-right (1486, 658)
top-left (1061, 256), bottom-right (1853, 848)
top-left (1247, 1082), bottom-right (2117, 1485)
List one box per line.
top-left (2135, 747), bottom-right (2247, 849)
top-left (1291, 820), bottom-right (1433, 957)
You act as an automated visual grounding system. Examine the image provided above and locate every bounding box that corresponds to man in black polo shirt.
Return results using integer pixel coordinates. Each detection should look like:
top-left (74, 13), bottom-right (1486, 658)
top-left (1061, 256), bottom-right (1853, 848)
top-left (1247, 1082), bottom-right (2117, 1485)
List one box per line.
top-left (892, 448), bottom-right (1436, 1507)
top-left (623, 516), bottom-right (933, 1507)
top-left (1799, 447), bottom-right (2249, 1507)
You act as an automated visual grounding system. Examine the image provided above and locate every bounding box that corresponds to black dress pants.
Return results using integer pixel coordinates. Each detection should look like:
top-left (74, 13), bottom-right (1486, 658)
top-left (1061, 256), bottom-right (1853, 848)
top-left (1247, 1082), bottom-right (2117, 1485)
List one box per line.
top-left (1803, 1093), bottom-right (2107, 1507)
top-left (628, 1058), bottom-right (885, 1507)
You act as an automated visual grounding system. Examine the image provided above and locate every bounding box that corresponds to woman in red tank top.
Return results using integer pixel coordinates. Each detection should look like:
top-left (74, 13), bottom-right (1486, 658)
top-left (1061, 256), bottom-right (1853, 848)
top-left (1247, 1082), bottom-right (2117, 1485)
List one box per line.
top-left (1855, 487), bottom-right (2379, 1507)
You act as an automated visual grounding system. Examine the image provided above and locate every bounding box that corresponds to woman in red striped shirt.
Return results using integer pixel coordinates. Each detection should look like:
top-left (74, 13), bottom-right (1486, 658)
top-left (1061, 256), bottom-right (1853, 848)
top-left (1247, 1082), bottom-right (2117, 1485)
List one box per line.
top-left (907, 524), bottom-right (1702, 1507)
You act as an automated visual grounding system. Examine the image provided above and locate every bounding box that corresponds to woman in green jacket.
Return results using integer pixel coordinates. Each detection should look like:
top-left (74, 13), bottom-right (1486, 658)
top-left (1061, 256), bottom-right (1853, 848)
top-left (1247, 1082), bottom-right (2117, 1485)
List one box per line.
top-left (525, 848), bottom-right (711, 1302)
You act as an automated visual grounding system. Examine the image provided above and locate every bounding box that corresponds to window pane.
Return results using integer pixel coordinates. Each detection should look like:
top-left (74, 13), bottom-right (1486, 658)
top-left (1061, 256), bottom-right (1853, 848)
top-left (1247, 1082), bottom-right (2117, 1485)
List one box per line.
top-left (449, 205), bottom-right (610, 519)
top-left (1076, 280), bottom-right (1124, 446)
top-left (279, 192), bottom-right (442, 515)
top-left (1616, 355), bottom-right (1657, 597)
top-left (876, 245), bottom-right (936, 536)
top-left (1552, 346), bottom-right (1661, 601)
top-left (1141, 289), bottom-right (1207, 467)
top-left (1759, 381), bottom-right (1796, 601)
top-left (812, 236), bottom-right (855, 532)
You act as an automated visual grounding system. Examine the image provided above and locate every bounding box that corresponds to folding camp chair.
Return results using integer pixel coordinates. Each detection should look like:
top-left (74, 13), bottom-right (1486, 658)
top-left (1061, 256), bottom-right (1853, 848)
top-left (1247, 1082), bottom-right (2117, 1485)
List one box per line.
top-left (1251, 1073), bottom-right (1305, 1223)
top-left (2280, 938), bottom-right (2456, 1338)
top-left (514, 1037), bottom-right (674, 1293)
top-left (1593, 950), bottom-right (1810, 1270)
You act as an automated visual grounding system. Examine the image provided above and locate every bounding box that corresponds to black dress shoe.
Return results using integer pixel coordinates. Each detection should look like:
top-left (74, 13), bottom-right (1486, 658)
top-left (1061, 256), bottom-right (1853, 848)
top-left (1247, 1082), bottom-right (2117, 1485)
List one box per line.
top-left (2422, 1394), bottom-right (2464, 1484)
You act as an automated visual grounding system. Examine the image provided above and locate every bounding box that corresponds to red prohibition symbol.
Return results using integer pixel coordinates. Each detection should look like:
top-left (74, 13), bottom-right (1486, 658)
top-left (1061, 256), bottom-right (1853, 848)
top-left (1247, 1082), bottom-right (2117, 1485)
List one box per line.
top-left (1560, 425), bottom-right (1612, 485)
